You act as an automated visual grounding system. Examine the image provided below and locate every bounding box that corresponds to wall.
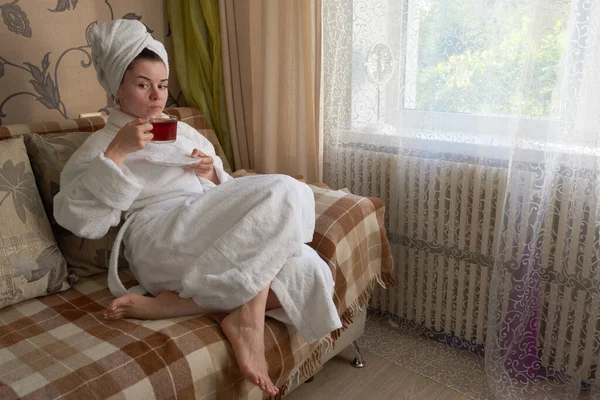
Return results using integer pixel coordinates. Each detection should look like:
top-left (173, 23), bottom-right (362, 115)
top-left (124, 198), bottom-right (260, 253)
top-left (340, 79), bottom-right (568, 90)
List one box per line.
top-left (0, 0), bottom-right (183, 125)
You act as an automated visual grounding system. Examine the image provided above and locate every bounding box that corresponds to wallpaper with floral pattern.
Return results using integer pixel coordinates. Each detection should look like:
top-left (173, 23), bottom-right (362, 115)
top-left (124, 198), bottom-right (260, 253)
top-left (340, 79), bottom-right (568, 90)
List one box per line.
top-left (0, 0), bottom-right (183, 125)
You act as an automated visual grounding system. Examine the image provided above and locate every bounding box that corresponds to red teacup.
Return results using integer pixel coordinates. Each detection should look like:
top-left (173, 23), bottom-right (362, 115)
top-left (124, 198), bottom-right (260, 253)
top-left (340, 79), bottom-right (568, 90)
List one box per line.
top-left (150, 115), bottom-right (177, 143)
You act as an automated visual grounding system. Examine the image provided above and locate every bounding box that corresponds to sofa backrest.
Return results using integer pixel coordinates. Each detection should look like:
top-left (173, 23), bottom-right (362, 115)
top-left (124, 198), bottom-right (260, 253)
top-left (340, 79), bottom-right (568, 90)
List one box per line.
top-left (0, 107), bottom-right (232, 173)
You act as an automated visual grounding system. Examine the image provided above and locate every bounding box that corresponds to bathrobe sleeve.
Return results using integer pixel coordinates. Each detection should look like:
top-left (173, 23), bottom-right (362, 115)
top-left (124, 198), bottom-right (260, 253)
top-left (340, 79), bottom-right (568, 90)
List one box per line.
top-left (181, 123), bottom-right (233, 187)
top-left (53, 136), bottom-right (144, 239)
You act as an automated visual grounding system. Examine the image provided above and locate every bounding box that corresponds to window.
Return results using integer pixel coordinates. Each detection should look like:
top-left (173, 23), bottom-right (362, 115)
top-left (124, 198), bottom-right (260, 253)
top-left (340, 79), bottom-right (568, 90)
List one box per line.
top-left (350, 0), bottom-right (573, 147)
top-left (402, 0), bottom-right (570, 117)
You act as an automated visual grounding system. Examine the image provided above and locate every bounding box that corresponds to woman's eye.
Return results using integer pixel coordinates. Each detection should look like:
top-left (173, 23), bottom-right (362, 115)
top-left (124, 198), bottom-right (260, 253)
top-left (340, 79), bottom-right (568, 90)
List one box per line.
top-left (159, 85), bottom-right (168, 90)
top-left (138, 83), bottom-right (149, 89)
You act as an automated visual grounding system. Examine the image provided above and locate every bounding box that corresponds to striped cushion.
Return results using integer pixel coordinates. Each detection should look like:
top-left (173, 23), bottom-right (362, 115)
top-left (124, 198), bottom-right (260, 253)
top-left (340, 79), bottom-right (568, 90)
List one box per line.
top-left (0, 116), bottom-right (106, 139)
top-left (0, 108), bottom-right (231, 174)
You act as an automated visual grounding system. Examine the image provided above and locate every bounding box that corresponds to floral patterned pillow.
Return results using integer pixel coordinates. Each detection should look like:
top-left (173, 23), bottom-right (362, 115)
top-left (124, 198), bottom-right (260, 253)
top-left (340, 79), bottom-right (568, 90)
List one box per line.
top-left (25, 132), bottom-right (128, 278)
top-left (0, 136), bottom-right (73, 309)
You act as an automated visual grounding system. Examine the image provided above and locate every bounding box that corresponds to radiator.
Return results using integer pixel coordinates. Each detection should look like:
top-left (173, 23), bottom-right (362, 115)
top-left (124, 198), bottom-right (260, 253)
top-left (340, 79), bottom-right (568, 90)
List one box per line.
top-left (332, 146), bottom-right (600, 378)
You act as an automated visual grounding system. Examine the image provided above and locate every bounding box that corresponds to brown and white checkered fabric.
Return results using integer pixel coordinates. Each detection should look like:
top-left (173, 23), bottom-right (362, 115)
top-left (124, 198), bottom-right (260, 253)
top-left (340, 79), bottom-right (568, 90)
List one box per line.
top-left (0, 185), bottom-right (393, 399)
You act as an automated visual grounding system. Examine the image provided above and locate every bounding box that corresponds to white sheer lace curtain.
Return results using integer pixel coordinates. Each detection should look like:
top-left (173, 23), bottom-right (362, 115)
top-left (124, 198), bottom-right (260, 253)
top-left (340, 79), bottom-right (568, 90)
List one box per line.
top-left (322, 0), bottom-right (600, 398)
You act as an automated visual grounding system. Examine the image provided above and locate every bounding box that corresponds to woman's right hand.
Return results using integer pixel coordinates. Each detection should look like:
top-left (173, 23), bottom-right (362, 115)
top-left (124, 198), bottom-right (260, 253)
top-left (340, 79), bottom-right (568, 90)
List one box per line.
top-left (104, 118), bottom-right (154, 167)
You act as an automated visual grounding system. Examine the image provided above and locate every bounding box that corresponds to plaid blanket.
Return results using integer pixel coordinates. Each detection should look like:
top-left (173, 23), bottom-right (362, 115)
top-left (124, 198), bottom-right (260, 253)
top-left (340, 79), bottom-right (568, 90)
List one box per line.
top-left (0, 184), bottom-right (393, 400)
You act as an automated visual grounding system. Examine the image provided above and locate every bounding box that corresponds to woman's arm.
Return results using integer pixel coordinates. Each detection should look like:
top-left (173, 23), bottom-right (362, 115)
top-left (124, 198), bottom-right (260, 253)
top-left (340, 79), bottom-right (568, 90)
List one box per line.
top-left (184, 124), bottom-right (233, 185)
top-left (54, 119), bottom-right (154, 238)
top-left (189, 148), bottom-right (220, 184)
top-left (54, 146), bottom-right (143, 239)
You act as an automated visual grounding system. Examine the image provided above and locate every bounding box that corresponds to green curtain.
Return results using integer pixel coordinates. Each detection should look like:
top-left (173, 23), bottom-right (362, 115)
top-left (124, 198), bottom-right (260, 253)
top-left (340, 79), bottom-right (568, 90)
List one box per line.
top-left (167, 0), bottom-right (234, 168)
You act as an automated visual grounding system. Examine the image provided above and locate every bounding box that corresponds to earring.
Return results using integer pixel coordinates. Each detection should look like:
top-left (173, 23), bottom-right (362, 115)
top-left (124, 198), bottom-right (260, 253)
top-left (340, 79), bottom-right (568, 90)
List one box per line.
top-left (113, 96), bottom-right (120, 109)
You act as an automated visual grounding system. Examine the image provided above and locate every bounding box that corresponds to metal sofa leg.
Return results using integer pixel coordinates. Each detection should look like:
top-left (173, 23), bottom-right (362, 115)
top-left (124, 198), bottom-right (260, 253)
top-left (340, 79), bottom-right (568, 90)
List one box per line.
top-left (350, 341), bottom-right (365, 368)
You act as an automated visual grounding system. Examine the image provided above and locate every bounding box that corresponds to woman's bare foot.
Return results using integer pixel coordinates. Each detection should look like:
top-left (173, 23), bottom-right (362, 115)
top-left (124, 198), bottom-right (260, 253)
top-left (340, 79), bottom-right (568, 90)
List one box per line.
top-left (103, 291), bottom-right (205, 320)
top-left (220, 290), bottom-right (279, 396)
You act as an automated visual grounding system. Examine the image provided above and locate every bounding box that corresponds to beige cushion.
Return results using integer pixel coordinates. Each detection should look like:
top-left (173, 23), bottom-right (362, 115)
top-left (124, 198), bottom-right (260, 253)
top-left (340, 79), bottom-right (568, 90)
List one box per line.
top-left (0, 137), bottom-right (72, 309)
top-left (25, 133), bottom-right (128, 277)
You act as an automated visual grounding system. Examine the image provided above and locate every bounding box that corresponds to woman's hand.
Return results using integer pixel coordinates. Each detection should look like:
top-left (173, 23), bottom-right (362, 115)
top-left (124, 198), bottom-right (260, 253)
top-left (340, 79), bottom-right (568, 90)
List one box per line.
top-left (189, 148), bottom-right (220, 185)
top-left (105, 118), bottom-right (154, 167)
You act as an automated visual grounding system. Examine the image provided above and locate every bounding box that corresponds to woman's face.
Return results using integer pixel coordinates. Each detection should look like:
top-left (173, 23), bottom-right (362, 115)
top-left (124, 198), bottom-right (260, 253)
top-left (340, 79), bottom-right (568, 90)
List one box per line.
top-left (116, 59), bottom-right (168, 118)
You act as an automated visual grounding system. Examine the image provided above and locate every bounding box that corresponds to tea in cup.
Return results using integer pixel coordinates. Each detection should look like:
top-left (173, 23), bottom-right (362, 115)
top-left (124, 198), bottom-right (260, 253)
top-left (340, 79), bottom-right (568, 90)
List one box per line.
top-left (150, 115), bottom-right (178, 143)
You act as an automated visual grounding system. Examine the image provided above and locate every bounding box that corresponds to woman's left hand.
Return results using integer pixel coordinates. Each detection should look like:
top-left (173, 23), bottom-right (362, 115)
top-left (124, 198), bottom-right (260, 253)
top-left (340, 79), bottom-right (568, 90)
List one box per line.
top-left (189, 149), bottom-right (214, 174)
top-left (189, 148), bottom-right (220, 184)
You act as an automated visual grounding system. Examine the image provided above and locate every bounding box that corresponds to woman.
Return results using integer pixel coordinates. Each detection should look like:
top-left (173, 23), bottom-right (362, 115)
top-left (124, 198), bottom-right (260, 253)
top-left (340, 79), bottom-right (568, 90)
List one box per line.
top-left (54, 19), bottom-right (342, 396)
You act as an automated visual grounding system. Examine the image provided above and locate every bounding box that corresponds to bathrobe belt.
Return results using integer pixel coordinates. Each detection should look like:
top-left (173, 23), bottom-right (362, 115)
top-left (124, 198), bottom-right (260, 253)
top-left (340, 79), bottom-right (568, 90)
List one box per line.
top-left (107, 211), bottom-right (147, 297)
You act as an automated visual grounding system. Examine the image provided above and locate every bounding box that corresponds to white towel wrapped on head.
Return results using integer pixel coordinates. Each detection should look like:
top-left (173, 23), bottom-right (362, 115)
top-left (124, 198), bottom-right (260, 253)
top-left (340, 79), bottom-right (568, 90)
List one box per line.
top-left (88, 19), bottom-right (169, 97)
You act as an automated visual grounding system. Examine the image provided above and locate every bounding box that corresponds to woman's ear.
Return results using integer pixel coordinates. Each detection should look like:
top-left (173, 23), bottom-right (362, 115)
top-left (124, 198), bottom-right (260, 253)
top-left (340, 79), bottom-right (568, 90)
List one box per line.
top-left (115, 83), bottom-right (125, 108)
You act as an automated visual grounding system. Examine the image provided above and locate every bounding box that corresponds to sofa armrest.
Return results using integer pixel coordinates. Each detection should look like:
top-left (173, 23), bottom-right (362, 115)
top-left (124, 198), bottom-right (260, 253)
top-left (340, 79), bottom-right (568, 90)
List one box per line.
top-left (308, 184), bottom-right (394, 335)
top-left (227, 173), bottom-right (394, 327)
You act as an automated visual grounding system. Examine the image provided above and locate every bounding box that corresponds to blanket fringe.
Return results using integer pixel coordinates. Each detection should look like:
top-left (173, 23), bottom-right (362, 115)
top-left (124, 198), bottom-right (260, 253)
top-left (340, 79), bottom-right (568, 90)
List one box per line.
top-left (271, 382), bottom-right (288, 400)
top-left (270, 272), bottom-right (395, 398)
top-left (330, 281), bottom-right (374, 344)
top-left (268, 334), bottom-right (333, 400)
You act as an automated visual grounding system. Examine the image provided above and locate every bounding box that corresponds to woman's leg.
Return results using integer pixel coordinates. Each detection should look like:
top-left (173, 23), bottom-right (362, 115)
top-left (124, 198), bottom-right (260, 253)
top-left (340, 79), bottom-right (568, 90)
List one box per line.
top-left (103, 286), bottom-right (282, 396)
top-left (220, 284), bottom-right (279, 396)
top-left (266, 288), bottom-right (282, 310)
top-left (103, 289), bottom-right (281, 320)
top-left (103, 291), bottom-right (206, 320)
top-left (267, 244), bottom-right (342, 343)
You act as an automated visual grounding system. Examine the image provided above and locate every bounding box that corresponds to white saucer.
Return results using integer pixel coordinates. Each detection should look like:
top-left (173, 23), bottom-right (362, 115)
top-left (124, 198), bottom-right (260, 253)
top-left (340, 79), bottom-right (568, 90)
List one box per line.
top-left (145, 153), bottom-right (200, 166)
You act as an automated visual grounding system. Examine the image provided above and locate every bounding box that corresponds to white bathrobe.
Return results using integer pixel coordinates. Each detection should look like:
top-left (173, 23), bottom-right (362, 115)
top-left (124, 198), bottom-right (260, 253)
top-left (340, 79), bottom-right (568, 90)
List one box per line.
top-left (54, 108), bottom-right (342, 343)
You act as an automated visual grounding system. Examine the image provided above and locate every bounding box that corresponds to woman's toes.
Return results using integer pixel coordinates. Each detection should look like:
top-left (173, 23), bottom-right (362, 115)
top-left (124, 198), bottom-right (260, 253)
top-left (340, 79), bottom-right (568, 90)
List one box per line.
top-left (104, 308), bottom-right (124, 320)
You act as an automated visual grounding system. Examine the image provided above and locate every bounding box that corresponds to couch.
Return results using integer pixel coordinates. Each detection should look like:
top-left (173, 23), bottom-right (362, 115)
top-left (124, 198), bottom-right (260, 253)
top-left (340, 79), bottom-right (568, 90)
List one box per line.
top-left (0, 107), bottom-right (393, 399)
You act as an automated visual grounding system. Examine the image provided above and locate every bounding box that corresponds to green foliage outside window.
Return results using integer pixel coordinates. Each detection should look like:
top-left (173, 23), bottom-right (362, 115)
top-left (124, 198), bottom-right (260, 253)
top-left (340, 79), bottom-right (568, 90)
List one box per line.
top-left (414, 0), bottom-right (569, 117)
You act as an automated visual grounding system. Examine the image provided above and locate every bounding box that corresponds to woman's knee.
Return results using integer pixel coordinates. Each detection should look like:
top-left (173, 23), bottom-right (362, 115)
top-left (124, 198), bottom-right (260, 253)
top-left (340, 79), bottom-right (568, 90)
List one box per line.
top-left (269, 175), bottom-right (312, 201)
top-left (270, 174), bottom-right (300, 189)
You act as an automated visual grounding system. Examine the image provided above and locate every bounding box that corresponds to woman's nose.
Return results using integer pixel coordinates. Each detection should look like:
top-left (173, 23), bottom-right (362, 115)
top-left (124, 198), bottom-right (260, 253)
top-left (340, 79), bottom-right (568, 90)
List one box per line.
top-left (150, 87), bottom-right (160, 100)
